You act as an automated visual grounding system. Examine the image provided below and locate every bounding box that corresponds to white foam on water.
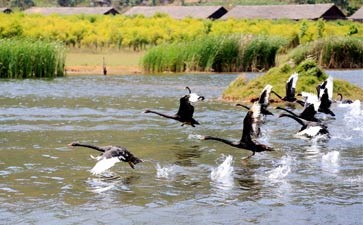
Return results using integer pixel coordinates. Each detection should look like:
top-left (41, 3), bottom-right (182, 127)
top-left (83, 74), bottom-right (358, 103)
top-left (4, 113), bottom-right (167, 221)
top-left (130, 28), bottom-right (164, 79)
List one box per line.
top-left (187, 134), bottom-right (205, 140)
top-left (92, 184), bottom-right (115, 194)
top-left (267, 156), bottom-right (292, 180)
top-left (210, 155), bottom-right (234, 190)
top-left (156, 163), bottom-right (176, 179)
top-left (343, 100), bottom-right (362, 122)
top-left (321, 151), bottom-right (340, 174)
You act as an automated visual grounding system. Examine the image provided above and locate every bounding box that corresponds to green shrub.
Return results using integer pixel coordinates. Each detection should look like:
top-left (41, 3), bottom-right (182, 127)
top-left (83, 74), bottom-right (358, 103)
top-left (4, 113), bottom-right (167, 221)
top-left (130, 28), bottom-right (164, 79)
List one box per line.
top-left (0, 39), bottom-right (65, 79)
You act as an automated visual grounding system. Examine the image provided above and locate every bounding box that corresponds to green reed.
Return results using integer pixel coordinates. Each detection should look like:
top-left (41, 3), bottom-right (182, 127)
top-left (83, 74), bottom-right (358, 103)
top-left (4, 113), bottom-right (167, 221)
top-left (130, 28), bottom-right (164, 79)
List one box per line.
top-left (0, 39), bottom-right (65, 79)
top-left (287, 36), bottom-right (363, 69)
top-left (142, 35), bottom-right (287, 73)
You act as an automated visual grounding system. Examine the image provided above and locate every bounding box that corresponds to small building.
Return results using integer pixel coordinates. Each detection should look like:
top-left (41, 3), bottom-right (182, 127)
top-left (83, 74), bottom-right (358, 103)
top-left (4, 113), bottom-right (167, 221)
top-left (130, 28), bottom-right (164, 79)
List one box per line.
top-left (0, 7), bottom-right (12, 14)
top-left (123, 6), bottom-right (227, 20)
top-left (349, 7), bottom-right (363, 22)
top-left (92, 0), bottom-right (112, 7)
top-left (221, 4), bottom-right (346, 20)
top-left (24, 7), bottom-right (119, 16)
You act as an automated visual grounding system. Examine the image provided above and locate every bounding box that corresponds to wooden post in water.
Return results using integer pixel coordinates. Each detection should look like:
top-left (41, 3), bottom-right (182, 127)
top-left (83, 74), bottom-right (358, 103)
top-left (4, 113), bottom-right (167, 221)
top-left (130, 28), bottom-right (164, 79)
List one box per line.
top-left (103, 57), bottom-right (107, 76)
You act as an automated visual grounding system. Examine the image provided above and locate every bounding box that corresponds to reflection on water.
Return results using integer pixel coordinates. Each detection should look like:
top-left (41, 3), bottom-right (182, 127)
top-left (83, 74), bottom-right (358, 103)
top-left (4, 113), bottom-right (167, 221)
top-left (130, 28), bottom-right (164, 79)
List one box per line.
top-left (0, 71), bottom-right (362, 224)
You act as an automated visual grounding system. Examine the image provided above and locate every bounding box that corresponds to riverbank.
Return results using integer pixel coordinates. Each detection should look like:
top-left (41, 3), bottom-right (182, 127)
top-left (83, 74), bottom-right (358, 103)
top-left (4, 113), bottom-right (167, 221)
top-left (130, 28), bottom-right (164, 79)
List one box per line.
top-left (65, 49), bottom-right (143, 75)
top-left (65, 65), bottom-right (142, 75)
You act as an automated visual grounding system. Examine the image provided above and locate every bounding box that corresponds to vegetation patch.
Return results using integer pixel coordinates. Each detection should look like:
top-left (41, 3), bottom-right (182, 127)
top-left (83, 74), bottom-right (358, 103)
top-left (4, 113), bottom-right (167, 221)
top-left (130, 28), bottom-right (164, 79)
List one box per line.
top-left (0, 39), bottom-right (65, 79)
top-left (222, 58), bottom-right (363, 102)
top-left (284, 36), bottom-right (363, 69)
top-left (1, 13), bottom-right (362, 51)
top-left (142, 35), bottom-right (288, 73)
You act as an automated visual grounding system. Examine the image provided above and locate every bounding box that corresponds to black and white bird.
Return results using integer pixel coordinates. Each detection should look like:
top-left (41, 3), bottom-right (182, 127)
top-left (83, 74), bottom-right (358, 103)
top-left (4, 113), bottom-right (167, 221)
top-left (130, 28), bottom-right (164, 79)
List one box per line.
top-left (236, 84), bottom-right (274, 116)
top-left (278, 113), bottom-right (329, 138)
top-left (201, 102), bottom-right (273, 159)
top-left (337, 93), bottom-right (353, 104)
top-left (236, 84), bottom-right (274, 137)
top-left (277, 92), bottom-right (321, 122)
top-left (68, 142), bottom-right (143, 175)
top-left (144, 87), bottom-right (204, 127)
top-left (272, 72), bottom-right (304, 106)
top-left (317, 77), bottom-right (335, 116)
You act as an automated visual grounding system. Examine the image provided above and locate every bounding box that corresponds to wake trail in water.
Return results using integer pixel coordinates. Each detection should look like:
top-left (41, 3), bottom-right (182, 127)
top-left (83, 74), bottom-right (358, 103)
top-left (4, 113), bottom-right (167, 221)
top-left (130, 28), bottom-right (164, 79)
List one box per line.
top-left (321, 151), bottom-right (340, 174)
top-left (210, 155), bottom-right (234, 190)
top-left (156, 163), bottom-right (176, 179)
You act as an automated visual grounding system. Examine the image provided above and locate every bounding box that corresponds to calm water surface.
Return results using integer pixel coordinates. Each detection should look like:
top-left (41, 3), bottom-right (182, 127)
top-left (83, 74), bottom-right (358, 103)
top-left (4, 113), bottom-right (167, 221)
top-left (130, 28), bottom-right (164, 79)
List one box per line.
top-left (0, 71), bottom-right (362, 224)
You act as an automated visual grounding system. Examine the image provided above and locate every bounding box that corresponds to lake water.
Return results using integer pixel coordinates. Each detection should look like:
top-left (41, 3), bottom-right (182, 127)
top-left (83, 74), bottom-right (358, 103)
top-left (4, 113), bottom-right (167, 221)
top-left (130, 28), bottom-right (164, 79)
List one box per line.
top-left (0, 71), bottom-right (362, 224)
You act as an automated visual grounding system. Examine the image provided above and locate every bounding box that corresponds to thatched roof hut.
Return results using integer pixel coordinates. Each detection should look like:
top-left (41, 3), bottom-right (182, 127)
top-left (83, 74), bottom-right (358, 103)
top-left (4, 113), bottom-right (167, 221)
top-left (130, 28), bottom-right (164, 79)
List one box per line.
top-left (349, 7), bottom-right (363, 22)
top-left (123, 6), bottom-right (227, 20)
top-left (221, 4), bottom-right (346, 20)
top-left (24, 7), bottom-right (119, 15)
top-left (0, 7), bottom-right (12, 14)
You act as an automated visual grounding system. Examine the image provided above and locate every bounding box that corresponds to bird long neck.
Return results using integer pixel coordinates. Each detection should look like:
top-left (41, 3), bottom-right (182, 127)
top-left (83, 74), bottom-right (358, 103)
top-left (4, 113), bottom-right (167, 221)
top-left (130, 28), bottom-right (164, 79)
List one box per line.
top-left (271, 90), bottom-right (283, 100)
top-left (338, 93), bottom-right (343, 101)
top-left (146, 110), bottom-right (178, 120)
top-left (279, 113), bottom-right (305, 126)
top-left (72, 143), bottom-right (105, 152)
top-left (204, 136), bottom-right (241, 148)
top-left (276, 106), bottom-right (299, 117)
top-left (236, 103), bottom-right (250, 110)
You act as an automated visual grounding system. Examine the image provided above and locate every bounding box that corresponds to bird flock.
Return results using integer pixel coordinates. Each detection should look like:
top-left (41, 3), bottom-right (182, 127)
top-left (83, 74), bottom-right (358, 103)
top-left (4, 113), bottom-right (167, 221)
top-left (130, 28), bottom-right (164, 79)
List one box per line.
top-left (69, 74), bottom-right (354, 175)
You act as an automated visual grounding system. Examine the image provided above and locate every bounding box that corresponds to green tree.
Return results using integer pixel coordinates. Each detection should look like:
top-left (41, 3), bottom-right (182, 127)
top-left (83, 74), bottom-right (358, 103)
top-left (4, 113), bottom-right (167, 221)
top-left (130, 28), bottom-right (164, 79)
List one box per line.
top-left (10, 0), bottom-right (34, 9)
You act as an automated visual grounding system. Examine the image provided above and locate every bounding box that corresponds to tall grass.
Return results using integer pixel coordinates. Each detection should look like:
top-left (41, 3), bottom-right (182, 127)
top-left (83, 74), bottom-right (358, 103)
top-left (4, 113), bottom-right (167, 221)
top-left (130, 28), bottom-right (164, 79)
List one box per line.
top-left (0, 39), bottom-right (65, 79)
top-left (142, 35), bottom-right (288, 73)
top-left (286, 36), bottom-right (363, 69)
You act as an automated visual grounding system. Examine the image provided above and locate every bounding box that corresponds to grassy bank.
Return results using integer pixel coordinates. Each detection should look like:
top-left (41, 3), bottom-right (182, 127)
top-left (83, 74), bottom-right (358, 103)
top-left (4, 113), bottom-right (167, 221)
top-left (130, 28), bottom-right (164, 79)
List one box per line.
top-left (65, 48), bottom-right (143, 75)
top-left (0, 39), bottom-right (65, 79)
top-left (142, 35), bottom-right (287, 73)
top-left (223, 59), bottom-right (363, 102)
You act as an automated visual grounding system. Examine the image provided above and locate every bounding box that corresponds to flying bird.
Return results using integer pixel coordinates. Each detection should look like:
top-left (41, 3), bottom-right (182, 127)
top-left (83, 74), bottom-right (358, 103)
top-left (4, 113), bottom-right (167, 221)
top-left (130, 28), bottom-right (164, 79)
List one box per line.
top-left (144, 86), bottom-right (204, 127)
top-left (278, 113), bottom-right (329, 138)
top-left (68, 142), bottom-right (143, 175)
top-left (317, 77), bottom-right (335, 116)
top-left (272, 72), bottom-right (304, 106)
top-left (201, 102), bottom-right (273, 159)
top-left (277, 92), bottom-right (321, 122)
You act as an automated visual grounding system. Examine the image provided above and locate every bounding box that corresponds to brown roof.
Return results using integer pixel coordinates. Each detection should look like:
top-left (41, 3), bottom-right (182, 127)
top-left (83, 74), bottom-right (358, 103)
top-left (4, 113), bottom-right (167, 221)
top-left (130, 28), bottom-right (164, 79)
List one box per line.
top-left (222, 4), bottom-right (345, 20)
top-left (349, 7), bottom-right (363, 20)
top-left (24, 7), bottom-right (119, 15)
top-left (123, 6), bottom-right (227, 19)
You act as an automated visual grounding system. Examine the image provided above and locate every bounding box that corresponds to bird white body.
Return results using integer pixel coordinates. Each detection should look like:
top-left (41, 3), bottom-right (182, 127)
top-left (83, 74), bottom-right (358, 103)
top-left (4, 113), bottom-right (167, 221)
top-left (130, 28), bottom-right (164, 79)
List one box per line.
top-left (326, 77), bottom-right (334, 100)
top-left (297, 126), bottom-right (323, 137)
top-left (300, 92), bottom-right (320, 111)
top-left (250, 102), bottom-right (262, 136)
top-left (188, 93), bottom-right (202, 103)
top-left (260, 84), bottom-right (273, 106)
top-left (90, 157), bottom-right (120, 175)
top-left (288, 72), bottom-right (299, 89)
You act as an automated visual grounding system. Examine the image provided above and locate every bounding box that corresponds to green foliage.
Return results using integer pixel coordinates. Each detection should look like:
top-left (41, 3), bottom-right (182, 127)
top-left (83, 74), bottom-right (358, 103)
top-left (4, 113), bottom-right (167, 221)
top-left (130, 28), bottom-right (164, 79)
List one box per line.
top-left (287, 36), bottom-right (363, 69)
top-left (222, 58), bottom-right (363, 102)
top-left (0, 38), bottom-right (65, 79)
top-left (142, 35), bottom-right (288, 73)
top-left (0, 13), bottom-right (362, 52)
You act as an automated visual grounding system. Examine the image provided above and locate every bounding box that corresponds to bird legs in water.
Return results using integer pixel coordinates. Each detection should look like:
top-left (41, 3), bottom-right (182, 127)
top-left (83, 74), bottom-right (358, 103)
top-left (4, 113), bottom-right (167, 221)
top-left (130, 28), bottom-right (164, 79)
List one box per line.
top-left (241, 151), bottom-right (255, 160)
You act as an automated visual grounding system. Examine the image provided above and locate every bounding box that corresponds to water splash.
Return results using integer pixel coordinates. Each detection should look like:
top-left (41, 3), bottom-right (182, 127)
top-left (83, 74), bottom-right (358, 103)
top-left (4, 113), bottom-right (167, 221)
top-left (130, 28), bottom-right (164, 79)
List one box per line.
top-left (267, 156), bottom-right (292, 180)
top-left (156, 163), bottom-right (175, 179)
top-left (210, 155), bottom-right (234, 190)
top-left (187, 134), bottom-right (205, 140)
top-left (321, 151), bottom-right (340, 174)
